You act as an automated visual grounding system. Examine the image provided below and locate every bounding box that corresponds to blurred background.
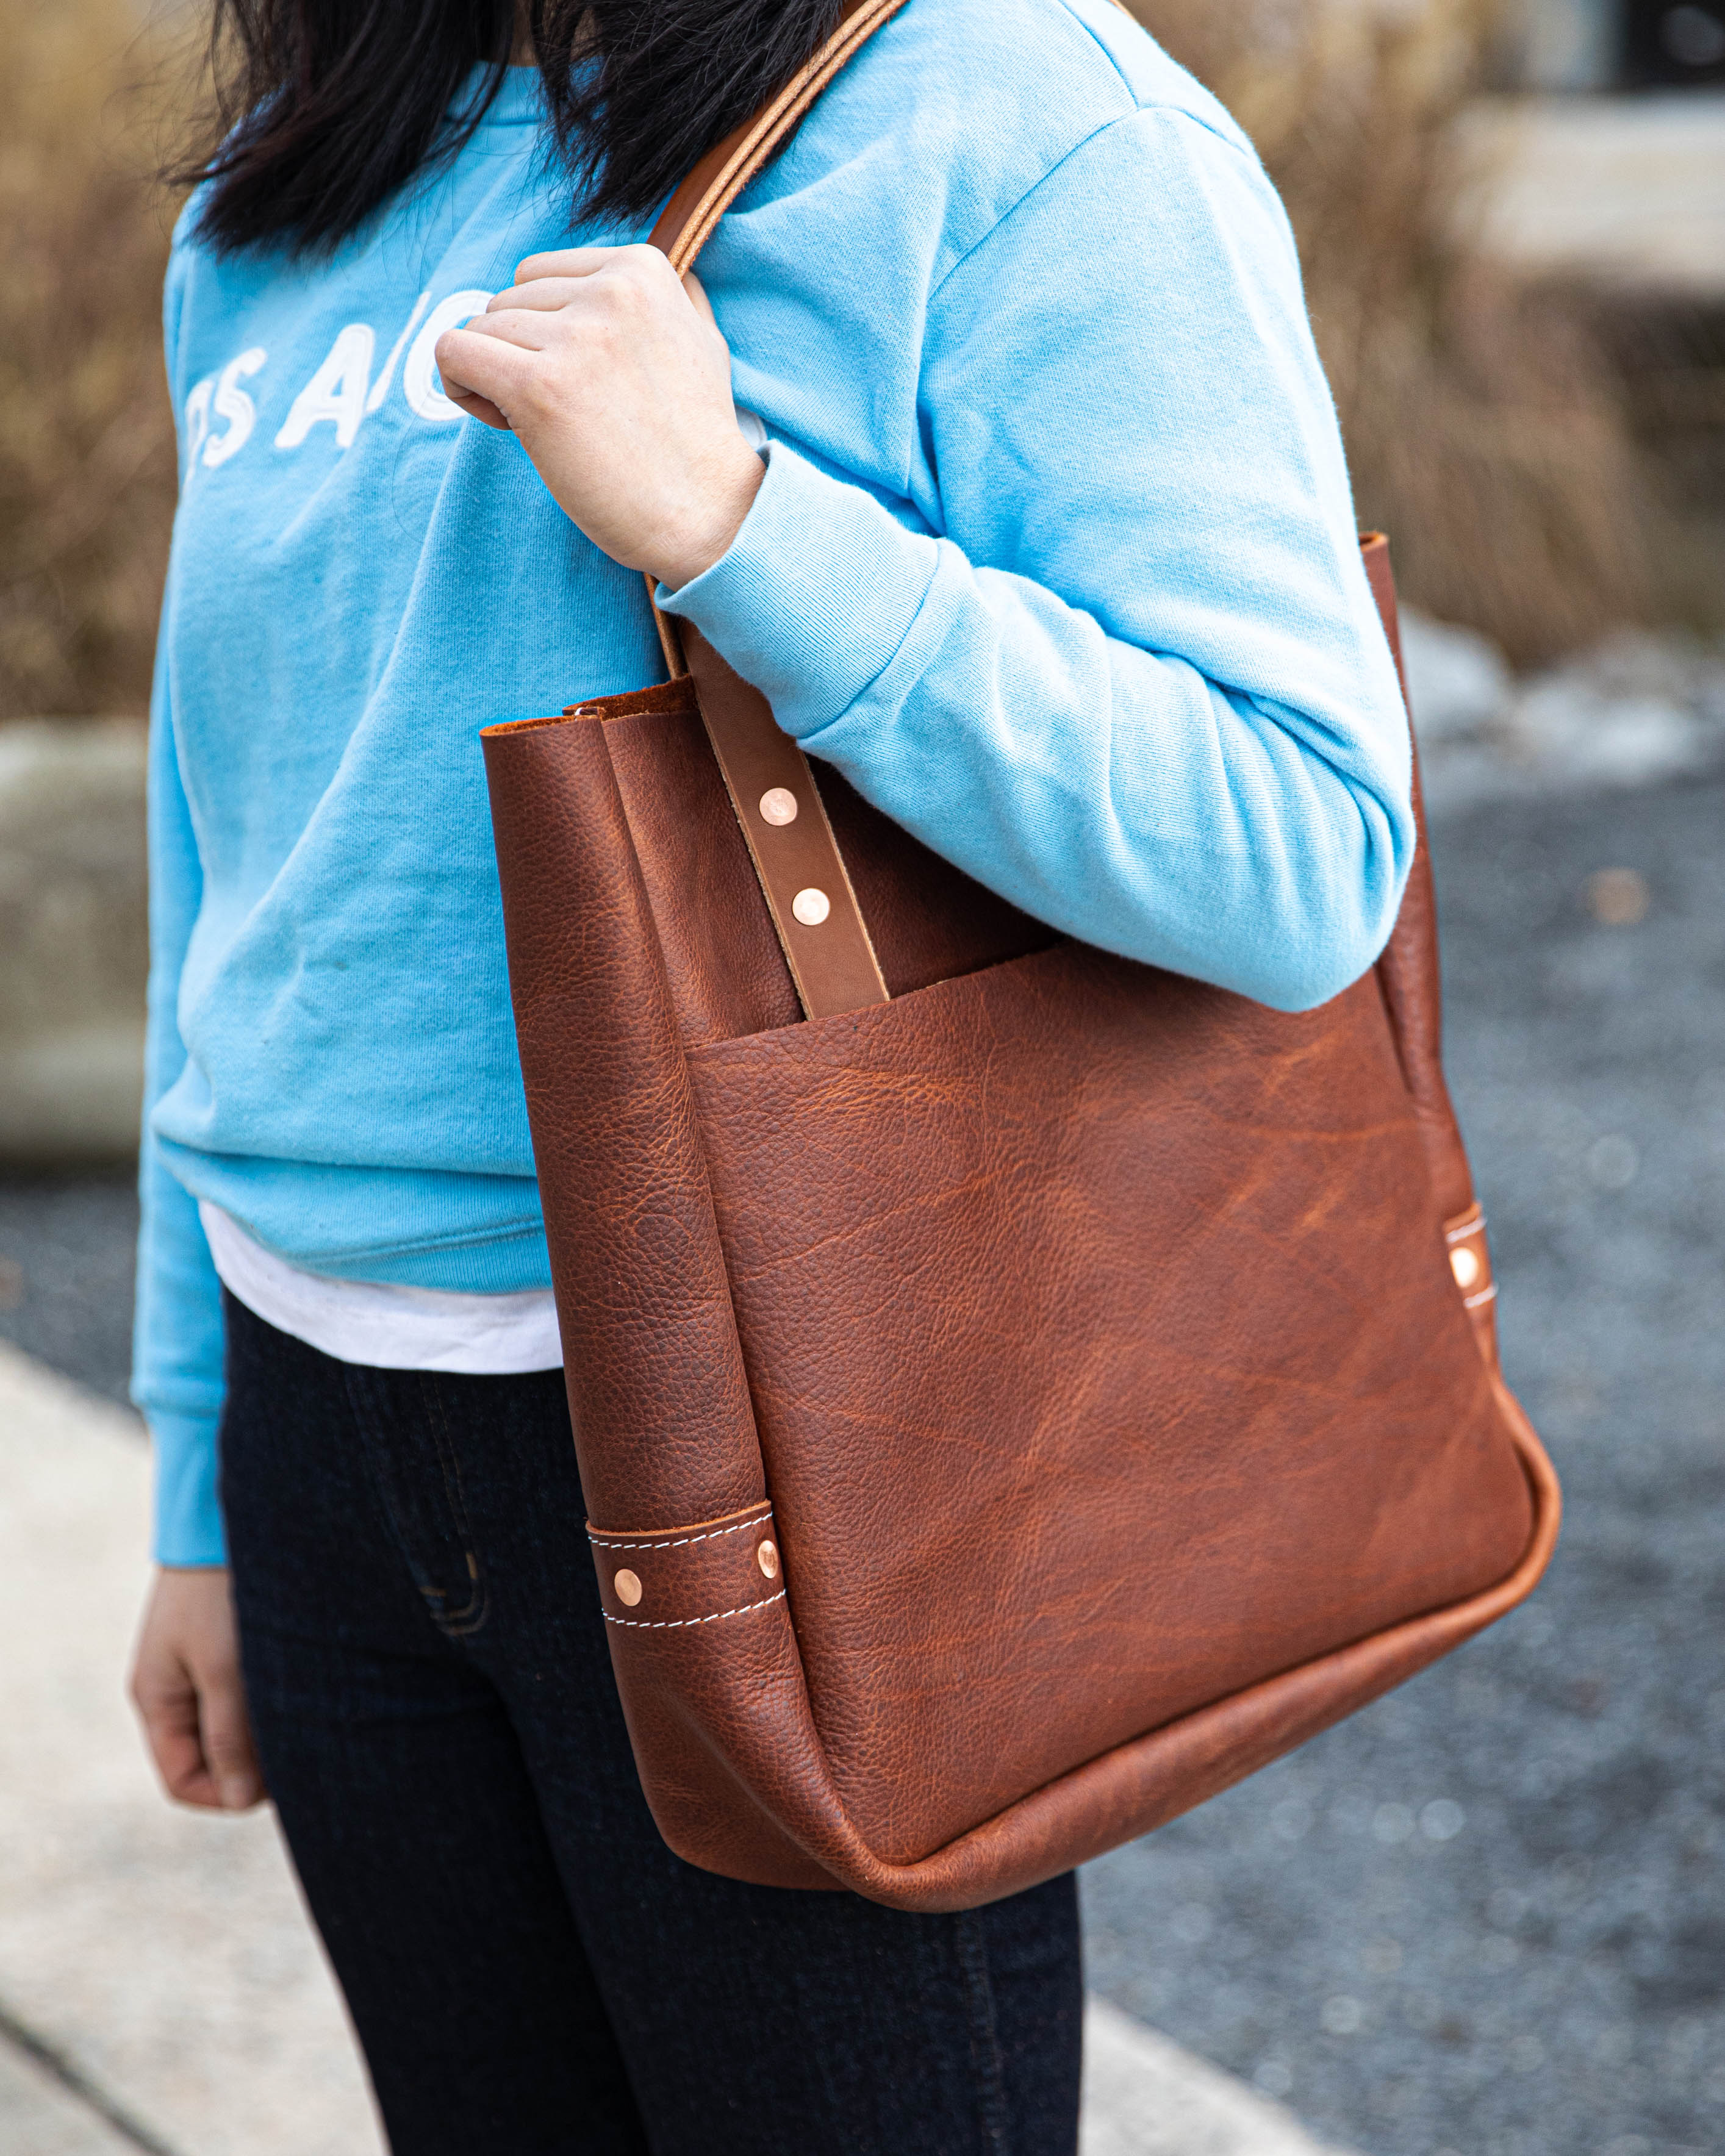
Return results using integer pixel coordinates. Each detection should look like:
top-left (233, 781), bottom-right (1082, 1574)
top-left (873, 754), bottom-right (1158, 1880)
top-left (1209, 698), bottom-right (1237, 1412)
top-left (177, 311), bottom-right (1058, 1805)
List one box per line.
top-left (0, 0), bottom-right (1720, 2151)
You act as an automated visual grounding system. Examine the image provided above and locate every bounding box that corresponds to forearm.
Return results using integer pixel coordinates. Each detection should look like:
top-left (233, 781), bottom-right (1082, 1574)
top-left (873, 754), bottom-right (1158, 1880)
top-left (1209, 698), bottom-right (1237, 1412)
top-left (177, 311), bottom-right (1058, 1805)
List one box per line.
top-left (662, 444), bottom-right (1411, 1012)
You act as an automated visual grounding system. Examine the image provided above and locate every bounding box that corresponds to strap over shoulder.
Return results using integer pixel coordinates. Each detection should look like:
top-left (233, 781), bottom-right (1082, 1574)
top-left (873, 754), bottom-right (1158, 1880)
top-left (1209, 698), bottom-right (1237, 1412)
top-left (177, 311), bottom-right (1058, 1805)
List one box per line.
top-left (636, 0), bottom-right (909, 696)
top-left (647, 0), bottom-right (914, 274)
top-left (636, 0), bottom-right (910, 1018)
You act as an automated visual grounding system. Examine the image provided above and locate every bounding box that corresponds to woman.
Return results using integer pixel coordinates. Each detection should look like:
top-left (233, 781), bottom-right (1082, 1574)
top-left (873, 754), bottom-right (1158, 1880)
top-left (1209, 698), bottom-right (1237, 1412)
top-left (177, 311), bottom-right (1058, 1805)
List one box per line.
top-left (129, 0), bottom-right (1414, 2147)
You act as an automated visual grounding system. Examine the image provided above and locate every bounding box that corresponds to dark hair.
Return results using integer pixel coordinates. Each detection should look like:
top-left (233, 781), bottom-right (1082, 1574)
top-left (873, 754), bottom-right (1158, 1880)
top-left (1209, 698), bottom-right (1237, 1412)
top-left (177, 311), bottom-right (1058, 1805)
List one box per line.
top-left (179, 0), bottom-right (844, 256)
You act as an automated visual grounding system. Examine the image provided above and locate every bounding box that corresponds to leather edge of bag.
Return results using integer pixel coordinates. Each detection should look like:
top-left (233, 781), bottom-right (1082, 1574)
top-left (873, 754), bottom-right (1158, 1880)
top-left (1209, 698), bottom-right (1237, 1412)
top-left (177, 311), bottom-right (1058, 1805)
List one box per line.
top-left (478, 697), bottom-right (771, 1535)
top-left (886, 1373), bottom-right (1561, 1909)
top-left (1364, 534), bottom-right (1477, 1223)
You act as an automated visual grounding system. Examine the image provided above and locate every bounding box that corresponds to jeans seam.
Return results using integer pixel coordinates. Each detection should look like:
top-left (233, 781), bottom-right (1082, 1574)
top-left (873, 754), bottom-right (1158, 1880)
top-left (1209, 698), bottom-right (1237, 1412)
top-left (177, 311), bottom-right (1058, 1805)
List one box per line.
top-left (338, 1361), bottom-right (487, 1641)
top-left (955, 1910), bottom-right (1013, 2156)
top-left (418, 1372), bottom-right (489, 1636)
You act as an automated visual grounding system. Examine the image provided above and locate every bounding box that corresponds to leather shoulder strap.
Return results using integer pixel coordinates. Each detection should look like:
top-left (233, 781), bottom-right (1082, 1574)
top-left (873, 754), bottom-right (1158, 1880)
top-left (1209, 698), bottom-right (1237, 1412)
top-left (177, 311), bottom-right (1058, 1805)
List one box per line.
top-left (642, 0), bottom-right (908, 1020)
top-left (649, 0), bottom-right (913, 273)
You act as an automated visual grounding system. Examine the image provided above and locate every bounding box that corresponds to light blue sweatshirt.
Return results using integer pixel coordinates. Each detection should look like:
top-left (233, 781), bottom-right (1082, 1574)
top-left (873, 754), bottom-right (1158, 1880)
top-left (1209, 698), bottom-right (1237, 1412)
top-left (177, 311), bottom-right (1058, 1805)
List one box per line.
top-left (138, 0), bottom-right (1414, 1565)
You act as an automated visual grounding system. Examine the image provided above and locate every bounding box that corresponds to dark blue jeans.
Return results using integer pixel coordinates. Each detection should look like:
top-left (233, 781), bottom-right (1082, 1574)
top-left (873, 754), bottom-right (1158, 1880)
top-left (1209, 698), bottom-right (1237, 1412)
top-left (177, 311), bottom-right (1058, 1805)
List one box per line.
top-left (219, 1293), bottom-right (1083, 2155)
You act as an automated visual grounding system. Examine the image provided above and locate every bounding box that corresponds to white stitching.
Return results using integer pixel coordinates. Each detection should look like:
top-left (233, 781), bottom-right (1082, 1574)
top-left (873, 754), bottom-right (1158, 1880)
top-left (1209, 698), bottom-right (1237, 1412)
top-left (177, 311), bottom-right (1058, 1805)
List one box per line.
top-left (1463, 1283), bottom-right (1499, 1308)
top-left (587, 1512), bottom-right (772, 1554)
top-left (1446, 1212), bottom-right (1487, 1244)
top-left (602, 1589), bottom-right (787, 1630)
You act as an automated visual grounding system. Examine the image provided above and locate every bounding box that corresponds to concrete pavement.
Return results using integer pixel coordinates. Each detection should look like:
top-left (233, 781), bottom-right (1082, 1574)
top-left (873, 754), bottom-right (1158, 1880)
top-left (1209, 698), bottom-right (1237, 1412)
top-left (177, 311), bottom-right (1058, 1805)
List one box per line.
top-left (0, 1339), bottom-right (1352, 2156)
top-left (0, 1343), bottom-right (382, 2156)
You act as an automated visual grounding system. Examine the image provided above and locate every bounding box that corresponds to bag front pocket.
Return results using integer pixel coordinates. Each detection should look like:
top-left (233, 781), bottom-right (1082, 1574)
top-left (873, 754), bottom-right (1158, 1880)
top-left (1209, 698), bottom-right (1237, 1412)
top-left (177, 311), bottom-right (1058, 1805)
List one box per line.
top-left (686, 940), bottom-right (1532, 1864)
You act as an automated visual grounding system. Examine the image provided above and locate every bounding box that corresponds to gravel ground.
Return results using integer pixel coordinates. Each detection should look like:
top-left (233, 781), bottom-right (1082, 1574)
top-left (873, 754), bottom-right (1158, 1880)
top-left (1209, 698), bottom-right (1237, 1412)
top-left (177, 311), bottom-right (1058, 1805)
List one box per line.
top-left (1, 776), bottom-right (1720, 2156)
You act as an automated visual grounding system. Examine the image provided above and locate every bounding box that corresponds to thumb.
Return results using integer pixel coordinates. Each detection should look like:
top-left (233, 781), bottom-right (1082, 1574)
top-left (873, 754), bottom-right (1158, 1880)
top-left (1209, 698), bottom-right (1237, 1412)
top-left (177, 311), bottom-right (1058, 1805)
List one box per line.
top-left (201, 1683), bottom-right (266, 1811)
top-left (681, 269), bottom-right (719, 331)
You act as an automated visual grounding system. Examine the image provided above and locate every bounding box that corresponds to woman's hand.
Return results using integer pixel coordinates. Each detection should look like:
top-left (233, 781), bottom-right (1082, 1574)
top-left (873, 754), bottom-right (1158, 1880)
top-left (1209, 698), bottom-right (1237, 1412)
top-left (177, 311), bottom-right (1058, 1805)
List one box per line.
top-left (434, 247), bottom-right (766, 591)
top-left (130, 1567), bottom-right (266, 1813)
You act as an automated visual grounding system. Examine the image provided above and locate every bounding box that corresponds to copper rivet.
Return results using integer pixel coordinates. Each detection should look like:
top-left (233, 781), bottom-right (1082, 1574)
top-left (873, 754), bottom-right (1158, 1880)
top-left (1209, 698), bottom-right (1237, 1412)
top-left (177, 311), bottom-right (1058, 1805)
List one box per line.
top-left (1450, 1245), bottom-right (1481, 1289)
top-left (614, 1568), bottom-right (642, 1606)
top-left (757, 1539), bottom-right (780, 1580)
top-left (759, 787), bottom-right (799, 826)
top-left (792, 887), bottom-right (830, 926)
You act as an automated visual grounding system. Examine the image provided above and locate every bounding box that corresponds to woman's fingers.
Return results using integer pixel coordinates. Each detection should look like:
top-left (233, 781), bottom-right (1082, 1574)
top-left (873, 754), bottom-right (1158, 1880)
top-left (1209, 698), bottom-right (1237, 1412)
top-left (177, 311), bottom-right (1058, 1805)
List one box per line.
top-left (130, 1567), bottom-right (267, 1814)
top-left (441, 385), bottom-right (514, 431)
top-left (486, 279), bottom-right (586, 315)
top-left (134, 1658), bottom-right (223, 1808)
top-left (434, 325), bottom-right (534, 428)
top-left (456, 308), bottom-right (559, 350)
top-left (493, 262), bottom-right (713, 324)
top-left (200, 1675), bottom-right (266, 1813)
top-left (440, 266), bottom-right (696, 424)
top-left (439, 306), bottom-right (571, 428)
top-left (487, 272), bottom-right (652, 316)
top-left (507, 246), bottom-right (697, 325)
top-left (514, 244), bottom-right (633, 285)
top-left (436, 236), bottom-right (758, 584)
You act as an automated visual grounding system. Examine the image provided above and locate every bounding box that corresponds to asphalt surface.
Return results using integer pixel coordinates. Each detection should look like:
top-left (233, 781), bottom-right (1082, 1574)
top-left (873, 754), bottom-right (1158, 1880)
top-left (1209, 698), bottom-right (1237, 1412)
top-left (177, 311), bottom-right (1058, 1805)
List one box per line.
top-left (0, 1176), bottom-right (137, 1407)
top-left (2, 776), bottom-right (1721, 2156)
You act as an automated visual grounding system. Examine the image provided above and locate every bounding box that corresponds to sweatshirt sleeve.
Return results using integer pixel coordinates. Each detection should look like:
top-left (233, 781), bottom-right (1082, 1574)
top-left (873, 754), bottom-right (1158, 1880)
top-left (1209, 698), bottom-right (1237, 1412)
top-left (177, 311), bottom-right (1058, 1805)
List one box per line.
top-left (132, 615), bottom-right (227, 1565)
top-left (132, 246), bottom-right (228, 1565)
top-left (661, 106), bottom-right (1414, 1014)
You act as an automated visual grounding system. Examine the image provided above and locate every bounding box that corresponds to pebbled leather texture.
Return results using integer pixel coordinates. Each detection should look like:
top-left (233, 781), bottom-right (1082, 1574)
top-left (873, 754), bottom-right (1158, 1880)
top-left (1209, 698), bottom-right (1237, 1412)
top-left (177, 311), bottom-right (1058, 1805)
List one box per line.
top-left (480, 707), bottom-right (766, 1536)
top-left (478, 15), bottom-right (1559, 1904)
top-left (685, 945), bottom-right (1533, 1864)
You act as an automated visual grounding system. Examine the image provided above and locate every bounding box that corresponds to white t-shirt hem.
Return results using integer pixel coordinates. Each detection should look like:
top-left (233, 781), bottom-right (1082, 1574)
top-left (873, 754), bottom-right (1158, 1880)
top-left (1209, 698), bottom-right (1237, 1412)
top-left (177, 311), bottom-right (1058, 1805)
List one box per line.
top-left (199, 1202), bottom-right (563, 1375)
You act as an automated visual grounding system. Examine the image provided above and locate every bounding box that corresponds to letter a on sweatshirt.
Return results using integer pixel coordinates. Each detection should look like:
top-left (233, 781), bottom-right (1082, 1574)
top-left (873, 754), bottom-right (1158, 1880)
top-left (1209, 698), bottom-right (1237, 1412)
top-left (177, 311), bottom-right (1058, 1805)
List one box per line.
top-left (276, 323), bottom-right (377, 450)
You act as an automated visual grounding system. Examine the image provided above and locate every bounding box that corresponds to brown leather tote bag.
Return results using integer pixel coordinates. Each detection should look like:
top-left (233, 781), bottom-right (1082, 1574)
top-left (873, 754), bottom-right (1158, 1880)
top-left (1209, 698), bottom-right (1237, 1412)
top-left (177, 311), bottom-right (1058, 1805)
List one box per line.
top-left (481, 0), bottom-right (1559, 1913)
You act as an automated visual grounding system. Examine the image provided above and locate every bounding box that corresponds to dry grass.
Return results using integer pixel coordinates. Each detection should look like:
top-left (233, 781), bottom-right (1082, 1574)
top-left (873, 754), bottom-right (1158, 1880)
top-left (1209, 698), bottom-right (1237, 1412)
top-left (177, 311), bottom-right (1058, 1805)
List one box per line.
top-left (0, 0), bottom-right (1674, 714)
top-left (1134, 0), bottom-right (1662, 665)
top-left (0, 0), bottom-right (184, 721)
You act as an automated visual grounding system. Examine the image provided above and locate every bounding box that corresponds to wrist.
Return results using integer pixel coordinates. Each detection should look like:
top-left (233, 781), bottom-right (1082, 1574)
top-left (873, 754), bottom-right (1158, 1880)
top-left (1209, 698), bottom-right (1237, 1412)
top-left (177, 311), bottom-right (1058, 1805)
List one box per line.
top-left (658, 439), bottom-right (939, 740)
top-left (648, 439), bottom-right (765, 592)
